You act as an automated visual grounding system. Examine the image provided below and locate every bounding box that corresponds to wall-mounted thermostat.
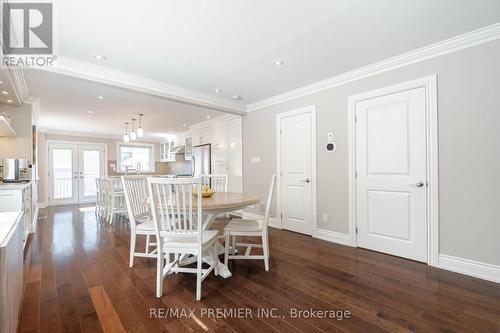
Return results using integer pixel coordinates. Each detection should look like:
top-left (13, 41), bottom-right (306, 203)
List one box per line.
top-left (326, 142), bottom-right (336, 152)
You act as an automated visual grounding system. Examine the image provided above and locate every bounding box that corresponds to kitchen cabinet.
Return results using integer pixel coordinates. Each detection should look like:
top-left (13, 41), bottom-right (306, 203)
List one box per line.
top-left (160, 140), bottom-right (176, 162)
top-left (184, 136), bottom-right (193, 161)
top-left (0, 211), bottom-right (24, 333)
top-left (0, 183), bottom-right (32, 245)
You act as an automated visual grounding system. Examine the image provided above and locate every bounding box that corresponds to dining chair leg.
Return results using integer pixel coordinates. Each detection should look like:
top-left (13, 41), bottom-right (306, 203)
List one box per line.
top-left (262, 233), bottom-right (270, 272)
top-left (213, 244), bottom-right (219, 276)
top-left (196, 255), bottom-right (202, 301)
top-left (224, 233), bottom-right (230, 266)
top-left (156, 250), bottom-right (164, 298)
top-left (129, 233), bottom-right (136, 268)
top-left (145, 234), bottom-right (150, 253)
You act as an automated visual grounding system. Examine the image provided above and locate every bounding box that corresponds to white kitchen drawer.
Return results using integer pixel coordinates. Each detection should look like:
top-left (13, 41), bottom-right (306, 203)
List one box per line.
top-left (0, 190), bottom-right (23, 212)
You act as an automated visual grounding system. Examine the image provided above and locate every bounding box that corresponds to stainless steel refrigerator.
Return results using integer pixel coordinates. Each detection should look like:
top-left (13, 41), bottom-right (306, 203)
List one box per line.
top-left (191, 144), bottom-right (211, 178)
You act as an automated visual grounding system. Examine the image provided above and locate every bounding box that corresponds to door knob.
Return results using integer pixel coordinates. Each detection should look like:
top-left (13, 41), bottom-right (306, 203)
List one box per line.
top-left (302, 178), bottom-right (311, 183)
top-left (416, 182), bottom-right (425, 187)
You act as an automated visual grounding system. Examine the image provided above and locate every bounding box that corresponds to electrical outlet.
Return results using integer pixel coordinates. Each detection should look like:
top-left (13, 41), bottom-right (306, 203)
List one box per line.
top-left (322, 213), bottom-right (328, 222)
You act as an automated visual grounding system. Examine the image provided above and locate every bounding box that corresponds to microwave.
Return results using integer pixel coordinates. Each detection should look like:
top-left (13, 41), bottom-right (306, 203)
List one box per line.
top-left (2, 159), bottom-right (31, 183)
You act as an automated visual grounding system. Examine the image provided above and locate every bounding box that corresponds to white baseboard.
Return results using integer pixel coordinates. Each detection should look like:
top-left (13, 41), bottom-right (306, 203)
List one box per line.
top-left (314, 229), bottom-right (354, 247)
top-left (438, 254), bottom-right (500, 284)
top-left (240, 212), bottom-right (282, 229)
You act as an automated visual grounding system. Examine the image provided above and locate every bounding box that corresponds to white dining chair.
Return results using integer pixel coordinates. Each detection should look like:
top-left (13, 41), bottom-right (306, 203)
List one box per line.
top-left (224, 175), bottom-right (276, 271)
top-left (103, 177), bottom-right (127, 224)
top-left (95, 178), bottom-right (105, 217)
top-left (201, 174), bottom-right (228, 192)
top-left (122, 175), bottom-right (157, 267)
top-left (147, 177), bottom-right (219, 300)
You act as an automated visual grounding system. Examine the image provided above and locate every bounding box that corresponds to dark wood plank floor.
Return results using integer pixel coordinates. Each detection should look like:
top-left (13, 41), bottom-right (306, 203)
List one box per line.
top-left (18, 205), bottom-right (500, 333)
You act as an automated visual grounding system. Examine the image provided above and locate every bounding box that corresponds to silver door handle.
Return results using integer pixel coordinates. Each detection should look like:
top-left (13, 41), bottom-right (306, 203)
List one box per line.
top-left (302, 178), bottom-right (311, 183)
top-left (416, 182), bottom-right (425, 187)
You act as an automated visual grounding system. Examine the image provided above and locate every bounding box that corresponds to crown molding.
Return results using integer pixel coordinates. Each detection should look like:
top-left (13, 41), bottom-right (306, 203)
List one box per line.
top-left (188, 114), bottom-right (241, 131)
top-left (247, 23), bottom-right (500, 112)
top-left (40, 127), bottom-right (162, 142)
top-left (41, 56), bottom-right (246, 115)
top-left (4, 67), bottom-right (29, 105)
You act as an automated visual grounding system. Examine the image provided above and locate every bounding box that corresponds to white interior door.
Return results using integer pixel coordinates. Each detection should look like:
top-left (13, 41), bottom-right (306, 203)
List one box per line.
top-left (355, 87), bottom-right (427, 262)
top-left (78, 145), bottom-right (105, 203)
top-left (279, 109), bottom-right (314, 235)
top-left (49, 143), bottom-right (105, 205)
top-left (49, 143), bottom-right (78, 205)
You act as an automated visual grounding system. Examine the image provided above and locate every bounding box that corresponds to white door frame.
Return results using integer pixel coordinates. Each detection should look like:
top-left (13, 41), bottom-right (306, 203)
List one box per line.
top-left (276, 105), bottom-right (317, 235)
top-left (46, 140), bottom-right (108, 206)
top-left (347, 75), bottom-right (439, 266)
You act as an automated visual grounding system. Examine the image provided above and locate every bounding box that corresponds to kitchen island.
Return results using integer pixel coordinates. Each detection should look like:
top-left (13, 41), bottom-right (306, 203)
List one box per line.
top-left (0, 211), bottom-right (24, 333)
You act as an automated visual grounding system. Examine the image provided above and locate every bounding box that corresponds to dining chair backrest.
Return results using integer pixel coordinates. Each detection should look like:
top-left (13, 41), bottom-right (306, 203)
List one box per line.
top-left (121, 176), bottom-right (149, 228)
top-left (201, 174), bottom-right (228, 192)
top-left (147, 177), bottom-right (203, 248)
top-left (262, 175), bottom-right (277, 229)
top-left (96, 178), bottom-right (103, 203)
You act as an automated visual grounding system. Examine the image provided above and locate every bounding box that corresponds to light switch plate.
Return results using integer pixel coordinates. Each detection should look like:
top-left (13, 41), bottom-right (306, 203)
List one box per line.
top-left (327, 132), bottom-right (334, 141)
top-left (250, 156), bottom-right (261, 163)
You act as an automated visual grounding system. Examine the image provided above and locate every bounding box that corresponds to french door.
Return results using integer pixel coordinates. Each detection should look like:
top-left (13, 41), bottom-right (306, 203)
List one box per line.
top-left (49, 143), bottom-right (105, 205)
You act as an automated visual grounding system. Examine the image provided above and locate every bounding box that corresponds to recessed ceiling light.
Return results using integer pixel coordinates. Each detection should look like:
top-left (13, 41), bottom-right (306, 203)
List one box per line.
top-left (273, 60), bottom-right (285, 66)
top-left (87, 110), bottom-right (94, 114)
top-left (183, 124), bottom-right (187, 127)
top-left (6, 99), bottom-right (13, 103)
top-left (214, 89), bottom-right (221, 93)
top-left (232, 95), bottom-right (243, 100)
top-left (0, 81), bottom-right (3, 84)
top-left (1, 91), bottom-right (8, 95)
top-left (206, 115), bottom-right (211, 120)
top-left (93, 54), bottom-right (106, 60)
top-left (97, 95), bottom-right (104, 100)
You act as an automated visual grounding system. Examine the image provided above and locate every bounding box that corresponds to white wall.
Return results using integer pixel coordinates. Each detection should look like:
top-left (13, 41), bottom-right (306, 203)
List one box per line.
top-left (243, 39), bottom-right (500, 266)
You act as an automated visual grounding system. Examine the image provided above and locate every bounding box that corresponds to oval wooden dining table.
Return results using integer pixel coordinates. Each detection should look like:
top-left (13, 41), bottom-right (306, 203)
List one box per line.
top-left (185, 192), bottom-right (260, 278)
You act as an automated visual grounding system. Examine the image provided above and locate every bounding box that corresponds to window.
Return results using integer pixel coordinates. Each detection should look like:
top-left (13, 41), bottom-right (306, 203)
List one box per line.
top-left (117, 142), bottom-right (155, 172)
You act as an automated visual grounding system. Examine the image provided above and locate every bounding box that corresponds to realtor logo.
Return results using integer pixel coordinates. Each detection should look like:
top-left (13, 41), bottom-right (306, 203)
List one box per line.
top-left (1, 2), bottom-right (55, 67)
top-left (2, 3), bottom-right (53, 54)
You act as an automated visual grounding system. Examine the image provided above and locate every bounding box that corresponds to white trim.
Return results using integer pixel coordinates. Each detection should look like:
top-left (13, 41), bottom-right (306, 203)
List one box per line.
top-left (44, 56), bottom-right (246, 115)
top-left (439, 254), bottom-right (500, 284)
top-left (248, 23), bottom-right (500, 112)
top-left (38, 202), bottom-right (48, 209)
top-left (347, 75), bottom-right (439, 266)
top-left (241, 212), bottom-right (282, 229)
top-left (116, 141), bottom-right (156, 173)
top-left (43, 128), bottom-right (133, 141)
top-left (276, 105), bottom-right (317, 236)
top-left (314, 229), bottom-right (354, 247)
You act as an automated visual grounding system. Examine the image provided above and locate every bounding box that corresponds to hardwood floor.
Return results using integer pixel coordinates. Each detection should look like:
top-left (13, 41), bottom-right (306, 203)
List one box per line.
top-left (18, 205), bottom-right (500, 333)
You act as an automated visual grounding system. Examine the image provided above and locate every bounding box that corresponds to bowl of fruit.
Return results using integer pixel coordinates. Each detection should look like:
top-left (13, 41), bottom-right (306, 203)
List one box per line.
top-left (193, 185), bottom-right (215, 198)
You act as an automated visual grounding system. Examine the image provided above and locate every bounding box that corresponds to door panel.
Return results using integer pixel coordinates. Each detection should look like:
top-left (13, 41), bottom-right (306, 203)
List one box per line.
top-left (280, 111), bottom-right (313, 235)
top-left (50, 144), bottom-right (78, 205)
top-left (356, 87), bottom-right (427, 262)
top-left (79, 145), bottom-right (105, 203)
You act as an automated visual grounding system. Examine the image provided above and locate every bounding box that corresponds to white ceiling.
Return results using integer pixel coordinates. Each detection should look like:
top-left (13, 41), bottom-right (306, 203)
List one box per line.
top-left (26, 70), bottom-right (225, 139)
top-left (16, 1), bottom-right (500, 137)
top-left (55, 0), bottom-right (500, 103)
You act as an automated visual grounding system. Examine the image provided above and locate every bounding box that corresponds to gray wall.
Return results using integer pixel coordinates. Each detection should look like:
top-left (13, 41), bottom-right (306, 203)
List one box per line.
top-left (243, 39), bottom-right (500, 266)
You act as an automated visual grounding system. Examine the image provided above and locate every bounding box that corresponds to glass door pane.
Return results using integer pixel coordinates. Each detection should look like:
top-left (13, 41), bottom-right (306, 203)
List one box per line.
top-left (82, 149), bottom-right (100, 197)
top-left (52, 148), bottom-right (74, 199)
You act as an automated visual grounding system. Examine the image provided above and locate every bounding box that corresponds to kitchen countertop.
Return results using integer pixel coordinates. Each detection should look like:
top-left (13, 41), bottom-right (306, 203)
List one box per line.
top-left (0, 211), bottom-right (22, 246)
top-left (0, 181), bottom-right (31, 190)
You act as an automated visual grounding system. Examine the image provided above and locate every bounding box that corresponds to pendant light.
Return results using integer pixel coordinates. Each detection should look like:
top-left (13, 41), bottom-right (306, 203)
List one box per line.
top-left (123, 122), bottom-right (130, 143)
top-left (137, 113), bottom-right (144, 138)
top-left (130, 118), bottom-right (137, 141)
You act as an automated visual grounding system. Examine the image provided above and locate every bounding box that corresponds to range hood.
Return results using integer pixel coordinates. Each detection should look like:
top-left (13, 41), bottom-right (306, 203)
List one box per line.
top-left (171, 145), bottom-right (185, 154)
